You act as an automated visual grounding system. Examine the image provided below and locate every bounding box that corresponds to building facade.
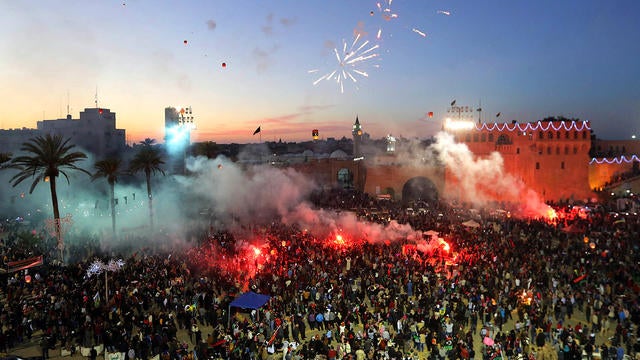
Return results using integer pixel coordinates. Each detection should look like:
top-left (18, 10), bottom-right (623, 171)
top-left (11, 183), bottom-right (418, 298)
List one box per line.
top-left (447, 120), bottom-right (594, 203)
top-left (38, 108), bottom-right (126, 159)
top-left (1, 108), bottom-right (126, 159)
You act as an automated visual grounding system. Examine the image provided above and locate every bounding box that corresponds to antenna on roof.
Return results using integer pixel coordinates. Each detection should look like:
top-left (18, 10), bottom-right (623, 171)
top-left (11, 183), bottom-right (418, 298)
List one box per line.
top-left (67, 90), bottom-right (70, 116)
top-left (94, 86), bottom-right (99, 108)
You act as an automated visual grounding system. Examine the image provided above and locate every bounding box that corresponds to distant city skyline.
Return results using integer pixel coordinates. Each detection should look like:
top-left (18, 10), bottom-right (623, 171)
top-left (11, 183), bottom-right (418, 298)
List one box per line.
top-left (1, 1), bottom-right (638, 144)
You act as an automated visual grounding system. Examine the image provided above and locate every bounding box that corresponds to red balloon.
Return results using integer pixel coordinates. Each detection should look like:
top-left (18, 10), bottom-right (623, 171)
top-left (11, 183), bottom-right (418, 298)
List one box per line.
top-left (222, 62), bottom-right (226, 68)
top-left (183, 40), bottom-right (188, 45)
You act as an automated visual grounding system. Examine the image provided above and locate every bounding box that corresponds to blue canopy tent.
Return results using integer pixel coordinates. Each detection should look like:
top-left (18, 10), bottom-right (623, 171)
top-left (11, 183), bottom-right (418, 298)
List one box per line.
top-left (228, 291), bottom-right (271, 327)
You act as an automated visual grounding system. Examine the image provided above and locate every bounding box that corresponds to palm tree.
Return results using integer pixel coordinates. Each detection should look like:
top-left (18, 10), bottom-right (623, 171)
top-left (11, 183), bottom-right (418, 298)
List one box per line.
top-left (92, 158), bottom-right (124, 237)
top-left (190, 141), bottom-right (219, 159)
top-left (139, 138), bottom-right (156, 147)
top-left (0, 152), bottom-right (11, 167)
top-left (9, 134), bottom-right (89, 262)
top-left (129, 141), bottom-right (165, 229)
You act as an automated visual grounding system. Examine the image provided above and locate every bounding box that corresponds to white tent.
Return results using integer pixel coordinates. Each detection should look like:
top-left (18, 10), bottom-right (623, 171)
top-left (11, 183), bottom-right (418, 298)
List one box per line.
top-left (461, 219), bottom-right (481, 228)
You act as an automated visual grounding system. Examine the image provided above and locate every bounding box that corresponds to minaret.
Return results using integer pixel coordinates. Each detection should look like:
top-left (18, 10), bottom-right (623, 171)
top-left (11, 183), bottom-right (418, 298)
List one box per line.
top-left (352, 115), bottom-right (363, 158)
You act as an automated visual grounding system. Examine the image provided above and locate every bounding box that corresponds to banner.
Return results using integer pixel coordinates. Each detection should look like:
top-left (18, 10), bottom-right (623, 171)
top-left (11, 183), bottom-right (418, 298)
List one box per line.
top-left (7, 255), bottom-right (43, 273)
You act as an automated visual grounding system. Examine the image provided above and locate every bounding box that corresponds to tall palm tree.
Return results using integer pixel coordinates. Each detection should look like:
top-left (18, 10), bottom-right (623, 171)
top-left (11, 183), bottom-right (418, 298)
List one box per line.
top-left (129, 142), bottom-right (165, 229)
top-left (92, 158), bottom-right (124, 237)
top-left (9, 134), bottom-right (89, 262)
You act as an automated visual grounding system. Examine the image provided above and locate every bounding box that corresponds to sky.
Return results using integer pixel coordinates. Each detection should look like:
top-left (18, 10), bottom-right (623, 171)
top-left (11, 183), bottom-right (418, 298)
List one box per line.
top-left (0, 0), bottom-right (639, 144)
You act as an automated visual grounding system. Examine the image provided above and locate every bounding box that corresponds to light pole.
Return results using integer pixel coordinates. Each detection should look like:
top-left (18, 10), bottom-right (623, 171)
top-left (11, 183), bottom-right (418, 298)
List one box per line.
top-left (177, 107), bottom-right (196, 174)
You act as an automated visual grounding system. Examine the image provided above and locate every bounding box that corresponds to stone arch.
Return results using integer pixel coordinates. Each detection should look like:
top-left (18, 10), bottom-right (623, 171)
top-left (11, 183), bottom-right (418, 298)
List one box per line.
top-left (337, 168), bottom-right (353, 188)
top-left (402, 177), bottom-right (438, 205)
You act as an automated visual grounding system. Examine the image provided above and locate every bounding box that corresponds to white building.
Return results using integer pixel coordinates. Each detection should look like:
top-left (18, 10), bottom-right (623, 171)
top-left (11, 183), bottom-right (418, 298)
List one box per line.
top-left (36, 108), bottom-right (126, 159)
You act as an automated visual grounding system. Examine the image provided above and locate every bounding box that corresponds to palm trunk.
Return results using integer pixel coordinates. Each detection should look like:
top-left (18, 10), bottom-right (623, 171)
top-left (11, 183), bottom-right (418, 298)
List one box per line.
top-left (146, 169), bottom-right (153, 229)
top-left (109, 181), bottom-right (116, 237)
top-left (49, 178), bottom-right (63, 263)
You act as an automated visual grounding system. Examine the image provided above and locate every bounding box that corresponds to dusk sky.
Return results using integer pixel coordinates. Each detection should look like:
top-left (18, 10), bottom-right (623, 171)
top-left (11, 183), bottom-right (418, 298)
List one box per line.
top-left (1, 1), bottom-right (639, 144)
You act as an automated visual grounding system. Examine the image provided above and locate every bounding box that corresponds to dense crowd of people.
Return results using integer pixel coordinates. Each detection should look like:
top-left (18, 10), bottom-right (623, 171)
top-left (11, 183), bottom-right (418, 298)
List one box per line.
top-left (1, 189), bottom-right (639, 360)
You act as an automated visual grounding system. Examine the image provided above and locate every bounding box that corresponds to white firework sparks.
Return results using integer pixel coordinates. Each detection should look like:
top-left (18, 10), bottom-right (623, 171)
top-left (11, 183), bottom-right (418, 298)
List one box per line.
top-left (86, 260), bottom-right (105, 278)
top-left (107, 259), bottom-right (125, 272)
top-left (312, 33), bottom-right (380, 93)
top-left (437, 10), bottom-right (451, 16)
top-left (412, 28), bottom-right (427, 38)
top-left (86, 258), bottom-right (125, 277)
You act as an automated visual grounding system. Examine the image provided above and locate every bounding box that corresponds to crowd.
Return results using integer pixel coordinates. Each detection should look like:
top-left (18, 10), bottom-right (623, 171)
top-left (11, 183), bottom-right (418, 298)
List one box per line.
top-left (1, 188), bottom-right (639, 360)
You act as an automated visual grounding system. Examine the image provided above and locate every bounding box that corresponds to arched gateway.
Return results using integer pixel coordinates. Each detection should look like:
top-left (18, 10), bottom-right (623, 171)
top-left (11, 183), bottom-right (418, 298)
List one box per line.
top-left (402, 177), bottom-right (439, 204)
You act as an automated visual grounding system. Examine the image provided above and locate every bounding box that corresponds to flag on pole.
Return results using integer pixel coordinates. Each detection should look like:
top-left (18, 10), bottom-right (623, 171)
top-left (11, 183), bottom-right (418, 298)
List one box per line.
top-left (253, 126), bottom-right (261, 135)
top-left (268, 325), bottom-right (281, 345)
top-left (496, 112), bottom-right (501, 118)
top-left (450, 100), bottom-right (456, 106)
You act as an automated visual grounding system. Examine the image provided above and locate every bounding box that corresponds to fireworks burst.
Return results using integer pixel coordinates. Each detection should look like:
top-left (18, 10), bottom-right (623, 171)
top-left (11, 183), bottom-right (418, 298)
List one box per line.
top-left (86, 258), bottom-right (125, 278)
top-left (86, 260), bottom-right (105, 278)
top-left (375, 0), bottom-right (399, 22)
top-left (311, 33), bottom-right (380, 93)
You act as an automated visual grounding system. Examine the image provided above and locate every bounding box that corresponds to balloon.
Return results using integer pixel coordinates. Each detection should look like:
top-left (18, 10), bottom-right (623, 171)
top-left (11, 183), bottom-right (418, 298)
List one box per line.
top-left (183, 40), bottom-right (188, 45)
top-left (222, 62), bottom-right (227, 68)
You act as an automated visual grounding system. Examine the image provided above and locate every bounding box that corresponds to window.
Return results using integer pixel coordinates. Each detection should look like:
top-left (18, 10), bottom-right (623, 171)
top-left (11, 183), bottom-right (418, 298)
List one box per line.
top-left (561, 161), bottom-right (565, 169)
top-left (556, 146), bottom-right (560, 155)
top-left (547, 146), bottom-right (551, 155)
top-left (488, 133), bottom-right (494, 142)
top-left (564, 146), bottom-right (569, 155)
top-left (573, 146), bottom-right (578, 154)
top-left (582, 131), bottom-right (587, 139)
top-left (465, 134), bottom-right (471, 142)
top-left (548, 132), bottom-right (553, 139)
top-left (565, 131), bottom-right (569, 139)
top-left (536, 162), bottom-right (540, 170)
top-left (516, 147), bottom-right (520, 154)
top-left (473, 133), bottom-right (479, 142)
top-left (538, 131), bottom-right (544, 139)
top-left (481, 133), bottom-right (486, 142)
top-left (573, 131), bottom-right (578, 139)
top-left (496, 134), bottom-right (511, 145)
top-left (557, 131), bottom-right (561, 139)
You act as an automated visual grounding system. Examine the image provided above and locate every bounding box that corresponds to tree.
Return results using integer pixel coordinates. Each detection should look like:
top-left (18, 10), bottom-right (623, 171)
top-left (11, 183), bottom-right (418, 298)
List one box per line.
top-left (139, 138), bottom-right (156, 147)
top-left (129, 141), bottom-right (165, 229)
top-left (0, 152), bottom-right (11, 168)
top-left (92, 158), bottom-right (124, 237)
top-left (9, 134), bottom-right (89, 262)
top-left (190, 141), bottom-right (219, 159)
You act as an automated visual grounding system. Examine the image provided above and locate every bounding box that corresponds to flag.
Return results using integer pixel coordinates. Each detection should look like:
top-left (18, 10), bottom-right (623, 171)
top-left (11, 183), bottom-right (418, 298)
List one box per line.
top-left (253, 126), bottom-right (261, 135)
top-left (450, 100), bottom-right (456, 106)
top-left (268, 325), bottom-right (281, 345)
top-left (496, 112), bottom-right (501, 117)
